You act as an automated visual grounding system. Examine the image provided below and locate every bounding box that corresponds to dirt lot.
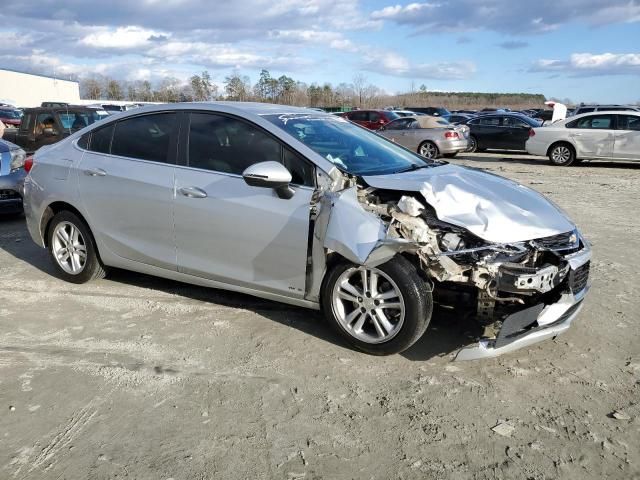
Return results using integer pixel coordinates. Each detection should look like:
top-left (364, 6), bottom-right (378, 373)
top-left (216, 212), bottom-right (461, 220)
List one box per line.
top-left (0, 153), bottom-right (639, 479)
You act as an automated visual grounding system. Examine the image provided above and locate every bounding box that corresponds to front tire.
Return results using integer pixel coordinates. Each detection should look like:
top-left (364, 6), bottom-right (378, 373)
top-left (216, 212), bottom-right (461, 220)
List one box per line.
top-left (47, 211), bottom-right (106, 284)
top-left (467, 135), bottom-right (483, 153)
top-left (548, 143), bottom-right (576, 166)
top-left (321, 256), bottom-right (433, 355)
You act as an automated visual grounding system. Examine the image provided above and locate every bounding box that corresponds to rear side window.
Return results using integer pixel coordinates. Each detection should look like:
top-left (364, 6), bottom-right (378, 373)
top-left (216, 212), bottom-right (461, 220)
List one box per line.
top-left (111, 113), bottom-right (177, 163)
top-left (617, 115), bottom-right (640, 131)
top-left (567, 115), bottom-right (613, 130)
top-left (88, 124), bottom-right (114, 154)
top-left (349, 111), bottom-right (368, 122)
top-left (479, 117), bottom-right (500, 126)
top-left (20, 113), bottom-right (33, 132)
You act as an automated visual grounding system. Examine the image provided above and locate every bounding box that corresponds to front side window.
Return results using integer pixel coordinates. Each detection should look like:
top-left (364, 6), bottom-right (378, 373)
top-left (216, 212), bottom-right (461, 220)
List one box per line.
top-left (617, 115), bottom-right (640, 131)
top-left (503, 117), bottom-right (529, 128)
top-left (188, 113), bottom-right (315, 186)
top-left (263, 114), bottom-right (438, 176)
top-left (111, 113), bottom-right (176, 163)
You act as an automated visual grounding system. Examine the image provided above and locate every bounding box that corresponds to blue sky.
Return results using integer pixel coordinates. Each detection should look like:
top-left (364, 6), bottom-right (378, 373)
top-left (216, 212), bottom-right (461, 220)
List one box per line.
top-left (0, 0), bottom-right (639, 103)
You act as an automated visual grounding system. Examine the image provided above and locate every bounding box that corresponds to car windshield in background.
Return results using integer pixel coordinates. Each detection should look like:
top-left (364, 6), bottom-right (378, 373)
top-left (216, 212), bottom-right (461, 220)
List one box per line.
top-left (263, 114), bottom-right (437, 176)
top-left (0, 109), bottom-right (22, 119)
top-left (58, 111), bottom-right (106, 130)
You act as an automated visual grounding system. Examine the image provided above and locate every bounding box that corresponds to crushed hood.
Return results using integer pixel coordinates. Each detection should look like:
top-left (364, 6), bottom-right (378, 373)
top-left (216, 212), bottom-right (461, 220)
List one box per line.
top-left (363, 164), bottom-right (575, 244)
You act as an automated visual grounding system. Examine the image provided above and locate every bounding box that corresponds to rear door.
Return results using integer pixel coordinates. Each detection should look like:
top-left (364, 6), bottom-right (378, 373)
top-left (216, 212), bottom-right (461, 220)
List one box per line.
top-left (566, 114), bottom-right (615, 158)
top-left (477, 116), bottom-right (502, 148)
top-left (613, 114), bottom-right (640, 160)
top-left (173, 112), bottom-right (315, 297)
top-left (502, 116), bottom-right (532, 150)
top-left (77, 112), bottom-right (178, 270)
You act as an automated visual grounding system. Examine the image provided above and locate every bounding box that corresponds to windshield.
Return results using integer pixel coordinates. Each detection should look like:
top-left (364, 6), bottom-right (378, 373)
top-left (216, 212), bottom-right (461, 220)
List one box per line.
top-left (0, 109), bottom-right (22, 119)
top-left (263, 114), bottom-right (438, 176)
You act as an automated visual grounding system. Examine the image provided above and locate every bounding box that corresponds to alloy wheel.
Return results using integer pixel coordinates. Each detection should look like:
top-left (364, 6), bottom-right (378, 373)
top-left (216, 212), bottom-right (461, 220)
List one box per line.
top-left (51, 221), bottom-right (87, 275)
top-left (419, 142), bottom-right (438, 159)
top-left (331, 266), bottom-right (405, 344)
top-left (552, 145), bottom-right (571, 164)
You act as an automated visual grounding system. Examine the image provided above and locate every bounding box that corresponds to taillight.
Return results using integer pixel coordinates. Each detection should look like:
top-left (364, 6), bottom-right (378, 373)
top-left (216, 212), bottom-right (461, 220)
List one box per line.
top-left (444, 131), bottom-right (459, 139)
top-left (529, 128), bottom-right (536, 137)
top-left (24, 156), bottom-right (34, 173)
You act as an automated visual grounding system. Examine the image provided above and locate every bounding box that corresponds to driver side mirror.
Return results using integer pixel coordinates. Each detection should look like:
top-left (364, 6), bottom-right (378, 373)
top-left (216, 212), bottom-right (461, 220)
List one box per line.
top-left (242, 161), bottom-right (295, 199)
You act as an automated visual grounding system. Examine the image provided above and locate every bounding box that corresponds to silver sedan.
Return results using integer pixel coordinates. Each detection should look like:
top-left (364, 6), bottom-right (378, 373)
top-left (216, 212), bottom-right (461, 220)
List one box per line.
top-left (23, 102), bottom-right (590, 360)
top-left (377, 116), bottom-right (469, 159)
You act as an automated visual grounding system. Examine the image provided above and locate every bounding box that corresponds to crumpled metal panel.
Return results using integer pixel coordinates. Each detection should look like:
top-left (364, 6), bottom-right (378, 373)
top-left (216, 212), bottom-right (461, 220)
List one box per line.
top-left (363, 164), bottom-right (575, 244)
top-left (323, 187), bottom-right (411, 267)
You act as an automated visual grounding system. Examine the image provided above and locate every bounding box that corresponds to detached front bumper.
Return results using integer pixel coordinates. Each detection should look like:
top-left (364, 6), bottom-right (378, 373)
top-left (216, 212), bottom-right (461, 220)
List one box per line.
top-left (455, 245), bottom-right (592, 361)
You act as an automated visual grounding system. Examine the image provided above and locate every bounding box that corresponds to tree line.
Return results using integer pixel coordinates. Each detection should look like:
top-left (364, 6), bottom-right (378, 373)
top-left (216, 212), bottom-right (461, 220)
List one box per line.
top-left (79, 70), bottom-right (550, 110)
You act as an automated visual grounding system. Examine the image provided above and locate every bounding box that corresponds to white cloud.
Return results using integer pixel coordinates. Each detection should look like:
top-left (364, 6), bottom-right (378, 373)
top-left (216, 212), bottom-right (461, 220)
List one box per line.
top-left (81, 26), bottom-right (167, 49)
top-left (530, 52), bottom-right (640, 76)
top-left (362, 50), bottom-right (476, 80)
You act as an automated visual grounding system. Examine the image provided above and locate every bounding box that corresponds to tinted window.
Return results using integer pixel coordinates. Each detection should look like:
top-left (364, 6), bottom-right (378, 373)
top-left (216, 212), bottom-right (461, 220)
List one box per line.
top-left (503, 117), bottom-right (529, 128)
top-left (20, 113), bottom-right (32, 132)
top-left (368, 112), bottom-right (381, 122)
top-left (111, 113), bottom-right (176, 163)
top-left (569, 115), bottom-right (613, 130)
top-left (577, 107), bottom-right (595, 114)
top-left (349, 111), bottom-right (368, 122)
top-left (617, 115), bottom-right (640, 131)
top-left (89, 124), bottom-right (114, 154)
top-left (77, 132), bottom-right (90, 149)
top-left (188, 113), bottom-right (280, 175)
top-left (283, 148), bottom-right (315, 187)
top-left (479, 117), bottom-right (500, 126)
top-left (58, 111), bottom-right (105, 131)
top-left (35, 113), bottom-right (56, 135)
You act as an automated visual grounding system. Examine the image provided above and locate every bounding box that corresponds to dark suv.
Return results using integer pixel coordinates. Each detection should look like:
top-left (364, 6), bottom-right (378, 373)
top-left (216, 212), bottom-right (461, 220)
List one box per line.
top-left (341, 110), bottom-right (400, 130)
top-left (406, 107), bottom-right (451, 119)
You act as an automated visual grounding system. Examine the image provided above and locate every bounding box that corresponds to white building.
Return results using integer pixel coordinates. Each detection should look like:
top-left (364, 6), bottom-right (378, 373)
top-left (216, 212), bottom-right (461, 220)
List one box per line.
top-left (0, 69), bottom-right (80, 108)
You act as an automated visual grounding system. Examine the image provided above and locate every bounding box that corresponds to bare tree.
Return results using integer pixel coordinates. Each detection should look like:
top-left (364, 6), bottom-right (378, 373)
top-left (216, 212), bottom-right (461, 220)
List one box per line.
top-left (81, 77), bottom-right (102, 100)
top-left (352, 73), bottom-right (367, 107)
top-left (105, 78), bottom-right (124, 100)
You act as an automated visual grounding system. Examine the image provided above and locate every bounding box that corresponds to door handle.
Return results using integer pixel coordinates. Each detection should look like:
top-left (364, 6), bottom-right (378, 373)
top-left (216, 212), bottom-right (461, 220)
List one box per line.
top-left (179, 186), bottom-right (208, 198)
top-left (84, 168), bottom-right (106, 177)
top-left (571, 133), bottom-right (583, 137)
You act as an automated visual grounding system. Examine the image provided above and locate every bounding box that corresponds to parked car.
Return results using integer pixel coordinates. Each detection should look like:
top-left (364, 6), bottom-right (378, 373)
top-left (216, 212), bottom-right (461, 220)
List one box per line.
top-left (392, 110), bottom-right (422, 117)
top-left (0, 138), bottom-right (27, 213)
top-left (23, 103), bottom-right (591, 360)
top-left (526, 111), bottom-right (640, 166)
top-left (377, 116), bottom-right (469, 159)
top-left (2, 106), bottom-right (108, 154)
top-left (0, 107), bottom-right (23, 128)
top-left (572, 104), bottom-right (640, 116)
top-left (340, 109), bottom-right (400, 130)
top-left (406, 107), bottom-right (451, 119)
top-left (466, 113), bottom-right (542, 152)
top-left (448, 113), bottom-right (476, 125)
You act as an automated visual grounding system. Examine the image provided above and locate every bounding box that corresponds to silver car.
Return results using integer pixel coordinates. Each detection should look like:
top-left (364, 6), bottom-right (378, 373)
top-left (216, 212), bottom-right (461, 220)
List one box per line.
top-left (377, 116), bottom-right (469, 159)
top-left (23, 102), bottom-right (591, 360)
top-left (527, 111), bottom-right (640, 165)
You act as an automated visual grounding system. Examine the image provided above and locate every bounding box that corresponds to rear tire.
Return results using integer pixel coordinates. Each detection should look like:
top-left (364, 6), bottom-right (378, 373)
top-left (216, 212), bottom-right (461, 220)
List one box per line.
top-left (321, 256), bottom-right (433, 355)
top-left (418, 141), bottom-right (440, 160)
top-left (467, 135), bottom-right (484, 153)
top-left (548, 142), bottom-right (576, 166)
top-left (47, 211), bottom-right (106, 284)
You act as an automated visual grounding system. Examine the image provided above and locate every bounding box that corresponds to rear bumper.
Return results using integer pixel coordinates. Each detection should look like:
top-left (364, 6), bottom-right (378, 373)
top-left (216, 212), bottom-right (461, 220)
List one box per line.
top-left (455, 245), bottom-right (592, 361)
top-left (525, 138), bottom-right (549, 157)
top-left (438, 138), bottom-right (469, 154)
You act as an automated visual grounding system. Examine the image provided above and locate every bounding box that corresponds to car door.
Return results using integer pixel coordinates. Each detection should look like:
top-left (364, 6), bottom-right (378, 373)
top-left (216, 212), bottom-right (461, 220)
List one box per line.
top-left (347, 111), bottom-right (368, 129)
top-left (613, 114), bottom-right (640, 160)
top-left (77, 112), bottom-right (178, 270)
top-left (477, 116), bottom-right (502, 148)
top-left (566, 114), bottom-right (615, 158)
top-left (173, 112), bottom-right (315, 297)
top-left (379, 118), bottom-right (414, 148)
top-left (502, 116), bottom-right (531, 150)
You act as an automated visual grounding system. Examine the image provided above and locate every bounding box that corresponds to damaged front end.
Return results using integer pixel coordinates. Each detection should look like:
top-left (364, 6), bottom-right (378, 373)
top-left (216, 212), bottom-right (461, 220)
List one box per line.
top-left (310, 179), bottom-right (591, 361)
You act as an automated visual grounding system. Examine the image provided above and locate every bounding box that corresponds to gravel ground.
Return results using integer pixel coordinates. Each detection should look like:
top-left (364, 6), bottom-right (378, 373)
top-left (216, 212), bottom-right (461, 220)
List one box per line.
top-left (0, 152), bottom-right (639, 479)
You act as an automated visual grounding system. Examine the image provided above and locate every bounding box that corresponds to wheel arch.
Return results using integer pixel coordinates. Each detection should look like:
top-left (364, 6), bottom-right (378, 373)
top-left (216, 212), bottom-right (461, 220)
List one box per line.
top-left (41, 202), bottom-right (93, 249)
top-left (546, 140), bottom-right (576, 159)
